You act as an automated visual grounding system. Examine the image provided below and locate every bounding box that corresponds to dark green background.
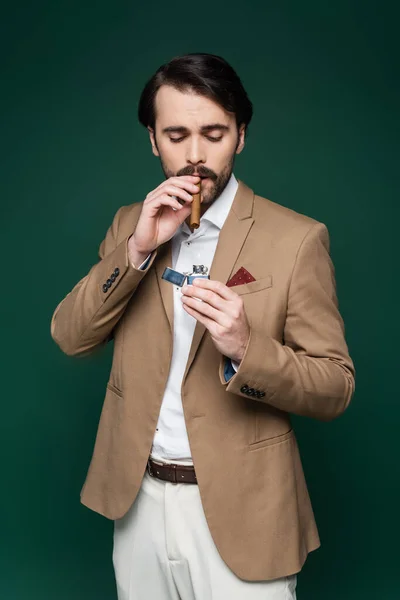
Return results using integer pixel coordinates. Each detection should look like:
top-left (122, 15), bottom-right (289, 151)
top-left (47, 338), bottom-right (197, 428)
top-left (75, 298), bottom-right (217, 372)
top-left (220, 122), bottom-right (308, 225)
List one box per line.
top-left (1, 1), bottom-right (398, 598)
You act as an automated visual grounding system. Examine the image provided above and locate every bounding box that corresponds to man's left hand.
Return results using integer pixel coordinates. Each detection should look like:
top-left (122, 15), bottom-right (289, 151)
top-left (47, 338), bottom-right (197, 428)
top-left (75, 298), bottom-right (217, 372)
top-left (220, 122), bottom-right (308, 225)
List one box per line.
top-left (181, 278), bottom-right (250, 363)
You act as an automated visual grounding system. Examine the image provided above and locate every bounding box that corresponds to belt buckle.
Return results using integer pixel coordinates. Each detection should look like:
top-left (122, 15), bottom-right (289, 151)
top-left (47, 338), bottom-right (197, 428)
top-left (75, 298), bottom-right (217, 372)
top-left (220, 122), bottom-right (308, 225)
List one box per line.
top-left (147, 460), bottom-right (154, 478)
top-left (170, 463), bottom-right (177, 484)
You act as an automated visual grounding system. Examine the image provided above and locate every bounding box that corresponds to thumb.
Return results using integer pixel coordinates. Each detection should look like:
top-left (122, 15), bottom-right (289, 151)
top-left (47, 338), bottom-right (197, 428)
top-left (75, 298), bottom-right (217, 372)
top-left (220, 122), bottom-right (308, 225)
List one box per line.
top-left (175, 203), bottom-right (193, 224)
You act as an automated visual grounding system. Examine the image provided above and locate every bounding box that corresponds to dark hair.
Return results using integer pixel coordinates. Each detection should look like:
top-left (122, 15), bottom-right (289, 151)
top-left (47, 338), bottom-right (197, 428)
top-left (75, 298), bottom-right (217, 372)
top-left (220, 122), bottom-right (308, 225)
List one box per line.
top-left (138, 53), bottom-right (253, 133)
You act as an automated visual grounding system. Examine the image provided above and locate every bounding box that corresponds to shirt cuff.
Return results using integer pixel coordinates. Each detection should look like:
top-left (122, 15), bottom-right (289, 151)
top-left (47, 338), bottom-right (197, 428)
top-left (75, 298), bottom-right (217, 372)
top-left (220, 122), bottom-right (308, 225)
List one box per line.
top-left (224, 359), bottom-right (239, 382)
top-left (135, 253), bottom-right (152, 270)
top-left (231, 360), bottom-right (240, 372)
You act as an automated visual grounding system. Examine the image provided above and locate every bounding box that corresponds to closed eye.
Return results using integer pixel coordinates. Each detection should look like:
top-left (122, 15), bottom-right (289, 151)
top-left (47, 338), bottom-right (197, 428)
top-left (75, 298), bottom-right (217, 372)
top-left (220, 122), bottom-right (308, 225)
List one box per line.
top-left (169, 135), bottom-right (223, 143)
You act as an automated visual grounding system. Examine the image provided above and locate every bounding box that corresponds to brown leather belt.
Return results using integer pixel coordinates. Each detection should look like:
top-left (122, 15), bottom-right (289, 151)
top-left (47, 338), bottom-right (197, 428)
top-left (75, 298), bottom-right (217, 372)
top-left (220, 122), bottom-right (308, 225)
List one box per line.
top-left (147, 458), bottom-right (197, 484)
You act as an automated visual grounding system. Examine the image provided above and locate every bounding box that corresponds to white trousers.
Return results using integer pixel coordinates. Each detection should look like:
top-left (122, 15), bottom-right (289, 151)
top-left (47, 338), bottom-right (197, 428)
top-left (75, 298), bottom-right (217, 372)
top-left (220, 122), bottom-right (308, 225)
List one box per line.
top-left (113, 470), bottom-right (297, 600)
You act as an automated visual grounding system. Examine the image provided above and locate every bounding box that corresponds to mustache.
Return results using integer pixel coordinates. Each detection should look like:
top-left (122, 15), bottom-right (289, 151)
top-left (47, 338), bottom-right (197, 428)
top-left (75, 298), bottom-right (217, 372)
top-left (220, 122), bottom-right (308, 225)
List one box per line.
top-left (176, 165), bottom-right (218, 181)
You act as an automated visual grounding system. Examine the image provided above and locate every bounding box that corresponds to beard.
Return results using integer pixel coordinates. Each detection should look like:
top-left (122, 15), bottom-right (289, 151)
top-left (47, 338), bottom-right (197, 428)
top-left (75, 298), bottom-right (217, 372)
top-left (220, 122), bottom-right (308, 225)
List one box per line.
top-left (159, 155), bottom-right (236, 206)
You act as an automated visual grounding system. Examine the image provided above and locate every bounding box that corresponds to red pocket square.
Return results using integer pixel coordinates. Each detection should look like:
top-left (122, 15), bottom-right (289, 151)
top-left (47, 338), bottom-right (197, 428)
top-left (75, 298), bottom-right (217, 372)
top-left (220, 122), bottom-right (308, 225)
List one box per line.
top-left (226, 267), bottom-right (256, 288)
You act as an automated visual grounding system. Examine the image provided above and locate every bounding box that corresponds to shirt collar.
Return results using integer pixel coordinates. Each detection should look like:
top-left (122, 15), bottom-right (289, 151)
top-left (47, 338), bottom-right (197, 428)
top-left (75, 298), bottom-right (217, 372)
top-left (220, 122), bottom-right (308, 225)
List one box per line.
top-left (202, 173), bottom-right (238, 230)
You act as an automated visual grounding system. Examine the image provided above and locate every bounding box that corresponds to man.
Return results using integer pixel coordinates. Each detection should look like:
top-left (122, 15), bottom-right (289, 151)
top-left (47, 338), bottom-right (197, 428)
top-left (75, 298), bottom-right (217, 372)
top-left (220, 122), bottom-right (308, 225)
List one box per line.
top-left (51, 53), bottom-right (355, 599)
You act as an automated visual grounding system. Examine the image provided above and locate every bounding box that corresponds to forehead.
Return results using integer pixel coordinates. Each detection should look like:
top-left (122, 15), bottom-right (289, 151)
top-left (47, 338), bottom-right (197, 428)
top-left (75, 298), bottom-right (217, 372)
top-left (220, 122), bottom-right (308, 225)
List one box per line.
top-left (154, 85), bottom-right (233, 128)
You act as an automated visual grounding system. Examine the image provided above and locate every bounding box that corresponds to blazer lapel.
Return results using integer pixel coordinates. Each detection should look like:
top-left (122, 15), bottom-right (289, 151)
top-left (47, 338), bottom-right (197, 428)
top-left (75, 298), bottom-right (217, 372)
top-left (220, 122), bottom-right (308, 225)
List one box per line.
top-left (184, 180), bottom-right (255, 378)
top-left (155, 241), bottom-right (173, 331)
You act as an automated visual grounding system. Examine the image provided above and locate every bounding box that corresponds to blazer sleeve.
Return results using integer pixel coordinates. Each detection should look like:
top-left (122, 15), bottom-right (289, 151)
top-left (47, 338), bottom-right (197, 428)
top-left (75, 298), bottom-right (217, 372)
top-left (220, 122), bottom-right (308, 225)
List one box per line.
top-left (220, 222), bottom-right (355, 422)
top-left (50, 204), bottom-right (157, 357)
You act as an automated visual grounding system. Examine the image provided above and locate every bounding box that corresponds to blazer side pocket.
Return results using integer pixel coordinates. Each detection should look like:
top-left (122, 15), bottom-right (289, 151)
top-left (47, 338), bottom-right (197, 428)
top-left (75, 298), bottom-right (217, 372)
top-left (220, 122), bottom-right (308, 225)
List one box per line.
top-left (106, 381), bottom-right (123, 397)
top-left (248, 429), bottom-right (294, 451)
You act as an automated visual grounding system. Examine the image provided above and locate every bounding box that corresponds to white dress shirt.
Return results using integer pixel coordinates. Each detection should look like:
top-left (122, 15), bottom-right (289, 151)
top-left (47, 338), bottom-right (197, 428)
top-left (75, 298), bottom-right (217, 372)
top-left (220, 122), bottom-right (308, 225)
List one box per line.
top-left (135, 174), bottom-right (239, 462)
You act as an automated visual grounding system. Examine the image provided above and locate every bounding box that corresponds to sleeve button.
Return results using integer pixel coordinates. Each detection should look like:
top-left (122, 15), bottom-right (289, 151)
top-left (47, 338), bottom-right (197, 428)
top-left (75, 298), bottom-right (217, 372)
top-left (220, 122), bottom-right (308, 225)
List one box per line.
top-left (114, 268), bottom-right (120, 277)
top-left (240, 385), bottom-right (249, 393)
top-left (102, 284), bottom-right (108, 293)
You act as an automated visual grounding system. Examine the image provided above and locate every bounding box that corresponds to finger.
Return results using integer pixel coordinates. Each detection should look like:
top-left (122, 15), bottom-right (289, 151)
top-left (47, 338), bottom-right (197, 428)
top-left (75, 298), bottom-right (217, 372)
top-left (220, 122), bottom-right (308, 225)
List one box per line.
top-left (182, 283), bottom-right (242, 321)
top-left (191, 278), bottom-right (239, 301)
top-left (152, 177), bottom-right (200, 198)
top-left (144, 193), bottom-right (187, 214)
top-left (171, 175), bottom-right (201, 187)
top-left (156, 185), bottom-right (194, 204)
top-left (172, 202), bottom-right (193, 221)
top-left (181, 301), bottom-right (216, 332)
top-left (181, 294), bottom-right (229, 328)
top-left (181, 285), bottom-right (224, 309)
top-left (165, 179), bottom-right (200, 198)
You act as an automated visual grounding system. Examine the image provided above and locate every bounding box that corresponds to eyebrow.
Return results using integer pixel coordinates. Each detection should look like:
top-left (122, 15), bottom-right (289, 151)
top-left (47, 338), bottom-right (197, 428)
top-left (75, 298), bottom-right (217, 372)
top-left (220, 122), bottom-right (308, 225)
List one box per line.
top-left (162, 124), bottom-right (230, 134)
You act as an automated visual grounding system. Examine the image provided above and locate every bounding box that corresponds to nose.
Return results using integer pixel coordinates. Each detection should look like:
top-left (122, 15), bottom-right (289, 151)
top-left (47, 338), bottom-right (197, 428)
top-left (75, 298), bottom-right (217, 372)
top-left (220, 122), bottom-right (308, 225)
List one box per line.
top-left (185, 135), bottom-right (206, 167)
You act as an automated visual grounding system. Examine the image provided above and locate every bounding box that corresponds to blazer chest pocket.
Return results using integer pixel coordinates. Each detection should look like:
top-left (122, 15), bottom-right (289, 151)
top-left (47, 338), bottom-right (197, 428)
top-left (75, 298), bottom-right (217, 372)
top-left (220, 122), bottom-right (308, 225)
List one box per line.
top-left (233, 275), bottom-right (272, 295)
top-left (233, 275), bottom-right (273, 327)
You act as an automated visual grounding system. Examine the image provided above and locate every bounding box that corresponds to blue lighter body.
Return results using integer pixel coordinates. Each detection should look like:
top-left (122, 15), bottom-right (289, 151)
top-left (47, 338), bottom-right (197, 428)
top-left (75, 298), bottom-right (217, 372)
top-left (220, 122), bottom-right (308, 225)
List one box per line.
top-left (162, 267), bottom-right (210, 287)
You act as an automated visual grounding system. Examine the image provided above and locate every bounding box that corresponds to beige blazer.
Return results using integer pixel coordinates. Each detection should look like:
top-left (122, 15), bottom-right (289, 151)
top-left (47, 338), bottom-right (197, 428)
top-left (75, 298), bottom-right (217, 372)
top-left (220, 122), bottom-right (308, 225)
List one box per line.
top-left (51, 181), bottom-right (355, 581)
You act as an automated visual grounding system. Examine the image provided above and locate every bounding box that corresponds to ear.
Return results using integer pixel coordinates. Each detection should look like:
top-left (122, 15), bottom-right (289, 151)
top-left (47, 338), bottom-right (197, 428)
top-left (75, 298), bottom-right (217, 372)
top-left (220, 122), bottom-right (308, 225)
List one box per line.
top-left (148, 127), bottom-right (159, 157)
top-left (235, 124), bottom-right (246, 155)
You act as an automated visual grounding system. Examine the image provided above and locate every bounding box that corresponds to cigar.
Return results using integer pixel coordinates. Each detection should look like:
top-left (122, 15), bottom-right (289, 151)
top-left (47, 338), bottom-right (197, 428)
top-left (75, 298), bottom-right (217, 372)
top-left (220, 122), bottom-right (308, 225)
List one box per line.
top-left (190, 180), bottom-right (201, 231)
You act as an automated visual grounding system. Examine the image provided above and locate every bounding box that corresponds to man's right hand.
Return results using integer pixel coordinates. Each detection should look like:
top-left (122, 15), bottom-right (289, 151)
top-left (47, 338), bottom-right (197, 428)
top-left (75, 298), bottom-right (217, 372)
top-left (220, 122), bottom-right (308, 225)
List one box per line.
top-left (128, 175), bottom-right (201, 267)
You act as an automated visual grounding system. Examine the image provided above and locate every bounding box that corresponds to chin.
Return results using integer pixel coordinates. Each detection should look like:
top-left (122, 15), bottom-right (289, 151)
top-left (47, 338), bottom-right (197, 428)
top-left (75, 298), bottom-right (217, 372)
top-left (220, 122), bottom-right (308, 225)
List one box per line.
top-left (201, 193), bottom-right (215, 205)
